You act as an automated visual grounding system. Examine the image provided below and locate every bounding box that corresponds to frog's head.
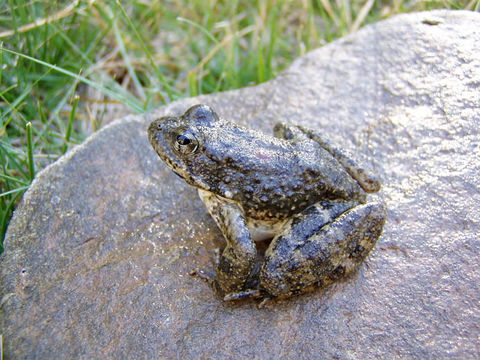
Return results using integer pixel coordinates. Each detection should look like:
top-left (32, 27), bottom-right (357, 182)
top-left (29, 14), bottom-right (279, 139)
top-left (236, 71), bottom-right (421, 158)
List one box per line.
top-left (148, 104), bottom-right (220, 191)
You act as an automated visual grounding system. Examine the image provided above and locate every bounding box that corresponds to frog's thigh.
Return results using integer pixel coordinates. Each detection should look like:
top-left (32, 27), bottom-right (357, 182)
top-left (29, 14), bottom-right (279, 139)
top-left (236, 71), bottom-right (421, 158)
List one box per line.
top-left (259, 202), bottom-right (386, 297)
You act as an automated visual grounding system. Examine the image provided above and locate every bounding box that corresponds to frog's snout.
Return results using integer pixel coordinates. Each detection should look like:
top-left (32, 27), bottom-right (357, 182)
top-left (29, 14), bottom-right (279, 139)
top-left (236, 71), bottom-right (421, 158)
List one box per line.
top-left (147, 120), bottom-right (158, 140)
top-left (147, 118), bottom-right (168, 152)
top-left (148, 118), bottom-right (163, 134)
top-left (148, 116), bottom-right (173, 140)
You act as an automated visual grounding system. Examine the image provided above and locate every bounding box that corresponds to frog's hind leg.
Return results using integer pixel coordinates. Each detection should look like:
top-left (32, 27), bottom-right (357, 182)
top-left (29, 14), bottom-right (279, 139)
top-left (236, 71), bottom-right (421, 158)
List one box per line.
top-left (259, 201), bottom-right (386, 298)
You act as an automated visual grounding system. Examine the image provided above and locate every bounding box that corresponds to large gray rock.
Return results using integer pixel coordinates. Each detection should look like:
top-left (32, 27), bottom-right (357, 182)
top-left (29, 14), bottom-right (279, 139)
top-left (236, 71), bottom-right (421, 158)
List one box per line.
top-left (1, 10), bottom-right (479, 359)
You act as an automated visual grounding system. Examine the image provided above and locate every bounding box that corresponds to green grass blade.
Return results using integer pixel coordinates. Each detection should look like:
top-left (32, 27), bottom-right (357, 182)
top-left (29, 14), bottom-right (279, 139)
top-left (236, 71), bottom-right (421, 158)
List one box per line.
top-left (0, 186), bottom-right (30, 198)
top-left (0, 141), bottom-right (28, 179)
top-left (1, 67), bottom-right (52, 120)
top-left (0, 189), bottom-right (24, 249)
top-left (257, 45), bottom-right (265, 84)
top-left (47, 23), bottom-right (138, 107)
top-left (111, 9), bottom-right (146, 101)
top-left (188, 71), bottom-right (197, 97)
top-left (25, 122), bottom-right (34, 181)
top-left (62, 95), bottom-right (78, 154)
top-left (116, 1), bottom-right (175, 102)
top-left (177, 17), bottom-right (219, 45)
top-left (0, 41), bottom-right (3, 86)
top-left (266, 2), bottom-right (279, 78)
top-left (0, 47), bottom-right (145, 113)
top-left (0, 174), bottom-right (29, 186)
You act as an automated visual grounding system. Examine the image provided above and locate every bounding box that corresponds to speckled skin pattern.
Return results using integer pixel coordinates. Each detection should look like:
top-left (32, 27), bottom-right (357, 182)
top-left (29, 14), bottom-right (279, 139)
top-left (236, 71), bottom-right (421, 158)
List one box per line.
top-left (148, 104), bottom-right (386, 300)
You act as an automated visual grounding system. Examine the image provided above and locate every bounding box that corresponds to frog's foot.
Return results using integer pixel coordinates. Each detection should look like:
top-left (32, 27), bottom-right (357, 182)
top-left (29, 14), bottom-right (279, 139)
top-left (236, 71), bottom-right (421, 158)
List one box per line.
top-left (226, 292), bottom-right (304, 308)
top-left (223, 289), bottom-right (263, 301)
top-left (223, 289), bottom-right (271, 309)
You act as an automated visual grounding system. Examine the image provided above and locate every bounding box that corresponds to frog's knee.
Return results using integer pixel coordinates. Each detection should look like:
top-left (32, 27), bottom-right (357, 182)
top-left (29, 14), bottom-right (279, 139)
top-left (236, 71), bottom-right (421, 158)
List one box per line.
top-left (353, 202), bottom-right (386, 242)
top-left (336, 202), bottom-right (386, 251)
top-left (327, 201), bottom-right (386, 272)
top-left (366, 201), bottom-right (386, 222)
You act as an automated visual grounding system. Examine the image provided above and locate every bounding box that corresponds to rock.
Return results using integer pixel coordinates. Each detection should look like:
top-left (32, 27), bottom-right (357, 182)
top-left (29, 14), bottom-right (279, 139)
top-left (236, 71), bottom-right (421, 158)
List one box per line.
top-left (1, 10), bottom-right (479, 359)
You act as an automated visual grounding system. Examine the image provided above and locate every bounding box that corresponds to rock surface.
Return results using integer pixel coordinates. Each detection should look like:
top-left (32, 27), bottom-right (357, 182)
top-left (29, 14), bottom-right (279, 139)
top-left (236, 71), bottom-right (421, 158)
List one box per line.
top-left (1, 10), bottom-right (479, 359)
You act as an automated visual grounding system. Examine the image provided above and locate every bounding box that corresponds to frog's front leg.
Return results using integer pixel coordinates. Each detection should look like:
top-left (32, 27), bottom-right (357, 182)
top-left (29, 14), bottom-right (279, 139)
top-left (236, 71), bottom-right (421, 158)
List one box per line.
top-left (198, 190), bottom-right (257, 295)
top-left (259, 201), bottom-right (386, 298)
top-left (273, 122), bottom-right (380, 193)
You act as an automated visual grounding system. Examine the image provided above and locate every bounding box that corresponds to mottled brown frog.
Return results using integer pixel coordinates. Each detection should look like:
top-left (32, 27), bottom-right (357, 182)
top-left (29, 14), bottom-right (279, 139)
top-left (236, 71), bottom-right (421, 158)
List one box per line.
top-left (148, 104), bottom-right (386, 304)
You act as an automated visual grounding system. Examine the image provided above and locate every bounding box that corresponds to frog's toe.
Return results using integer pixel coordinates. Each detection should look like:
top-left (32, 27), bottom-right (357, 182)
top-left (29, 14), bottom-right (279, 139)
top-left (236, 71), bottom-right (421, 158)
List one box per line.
top-left (257, 297), bottom-right (273, 308)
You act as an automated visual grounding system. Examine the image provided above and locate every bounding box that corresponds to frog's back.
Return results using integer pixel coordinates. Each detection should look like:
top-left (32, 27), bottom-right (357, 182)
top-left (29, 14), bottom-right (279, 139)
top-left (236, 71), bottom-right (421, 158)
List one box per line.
top-left (194, 122), bottom-right (364, 220)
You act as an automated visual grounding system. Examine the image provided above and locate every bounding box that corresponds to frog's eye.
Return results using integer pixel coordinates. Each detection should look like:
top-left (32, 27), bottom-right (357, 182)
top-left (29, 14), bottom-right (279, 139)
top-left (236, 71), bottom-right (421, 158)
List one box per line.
top-left (174, 130), bottom-right (198, 155)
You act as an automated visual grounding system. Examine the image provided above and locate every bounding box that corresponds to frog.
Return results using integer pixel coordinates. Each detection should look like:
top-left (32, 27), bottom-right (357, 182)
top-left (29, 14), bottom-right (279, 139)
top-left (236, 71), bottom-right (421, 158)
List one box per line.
top-left (148, 104), bottom-right (386, 305)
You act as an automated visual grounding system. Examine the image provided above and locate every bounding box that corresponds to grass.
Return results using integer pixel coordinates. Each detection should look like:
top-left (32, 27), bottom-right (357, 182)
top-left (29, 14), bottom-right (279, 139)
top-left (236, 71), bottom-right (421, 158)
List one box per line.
top-left (0, 0), bottom-right (476, 251)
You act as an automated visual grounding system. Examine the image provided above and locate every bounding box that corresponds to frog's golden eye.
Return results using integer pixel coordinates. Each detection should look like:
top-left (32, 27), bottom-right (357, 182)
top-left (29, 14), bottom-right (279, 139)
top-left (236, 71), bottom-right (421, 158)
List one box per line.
top-left (174, 131), bottom-right (198, 155)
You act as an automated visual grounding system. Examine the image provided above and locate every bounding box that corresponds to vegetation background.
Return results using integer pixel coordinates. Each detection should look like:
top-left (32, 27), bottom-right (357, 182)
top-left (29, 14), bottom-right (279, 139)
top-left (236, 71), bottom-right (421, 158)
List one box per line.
top-left (0, 0), bottom-right (476, 249)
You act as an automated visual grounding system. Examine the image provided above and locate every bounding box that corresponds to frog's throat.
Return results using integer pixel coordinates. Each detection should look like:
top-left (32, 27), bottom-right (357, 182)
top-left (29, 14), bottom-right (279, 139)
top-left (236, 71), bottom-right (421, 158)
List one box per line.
top-left (152, 140), bottom-right (212, 192)
top-left (170, 165), bottom-right (211, 191)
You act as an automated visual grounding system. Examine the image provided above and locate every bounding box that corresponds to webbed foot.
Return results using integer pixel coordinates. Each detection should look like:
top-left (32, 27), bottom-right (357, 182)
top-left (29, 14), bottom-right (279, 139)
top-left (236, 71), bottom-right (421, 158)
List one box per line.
top-left (223, 289), bottom-right (262, 301)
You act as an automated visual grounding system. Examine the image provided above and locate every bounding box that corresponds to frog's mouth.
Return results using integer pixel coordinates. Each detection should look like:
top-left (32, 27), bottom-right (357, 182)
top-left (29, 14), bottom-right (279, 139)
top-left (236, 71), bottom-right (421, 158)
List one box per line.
top-left (168, 163), bottom-right (212, 192)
